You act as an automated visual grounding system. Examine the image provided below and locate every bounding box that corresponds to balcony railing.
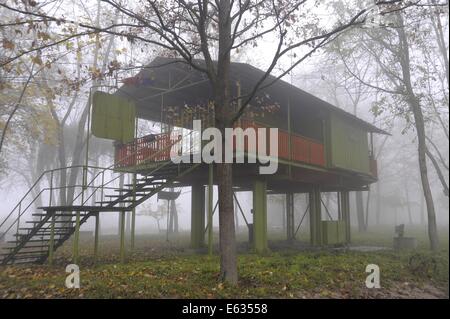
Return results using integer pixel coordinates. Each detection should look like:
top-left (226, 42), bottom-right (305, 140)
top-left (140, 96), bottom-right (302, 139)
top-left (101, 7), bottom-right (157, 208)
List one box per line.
top-left (115, 119), bottom-right (326, 169)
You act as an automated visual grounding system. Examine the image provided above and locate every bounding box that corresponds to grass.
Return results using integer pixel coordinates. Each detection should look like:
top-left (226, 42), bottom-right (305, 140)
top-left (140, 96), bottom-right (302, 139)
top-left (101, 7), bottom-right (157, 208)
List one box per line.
top-left (0, 225), bottom-right (448, 299)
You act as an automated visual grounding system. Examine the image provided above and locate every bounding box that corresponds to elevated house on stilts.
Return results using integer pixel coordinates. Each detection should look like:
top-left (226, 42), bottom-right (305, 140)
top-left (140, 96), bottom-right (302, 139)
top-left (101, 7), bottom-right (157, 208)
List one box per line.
top-left (0, 57), bottom-right (388, 265)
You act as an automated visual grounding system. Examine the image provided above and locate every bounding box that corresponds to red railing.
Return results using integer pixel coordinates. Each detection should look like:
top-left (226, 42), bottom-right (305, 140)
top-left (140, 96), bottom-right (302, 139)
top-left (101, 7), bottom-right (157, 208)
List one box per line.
top-left (115, 119), bottom-right (327, 168)
top-left (115, 132), bottom-right (181, 168)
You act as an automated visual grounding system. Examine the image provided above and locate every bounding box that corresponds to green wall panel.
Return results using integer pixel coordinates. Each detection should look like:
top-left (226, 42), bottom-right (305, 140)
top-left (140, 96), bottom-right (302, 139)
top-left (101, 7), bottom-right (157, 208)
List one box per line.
top-left (92, 91), bottom-right (136, 143)
top-left (329, 114), bottom-right (370, 174)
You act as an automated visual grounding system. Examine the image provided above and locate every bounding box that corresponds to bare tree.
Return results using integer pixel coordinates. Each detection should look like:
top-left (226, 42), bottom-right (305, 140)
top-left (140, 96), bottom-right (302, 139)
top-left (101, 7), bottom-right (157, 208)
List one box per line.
top-left (332, 3), bottom-right (448, 250)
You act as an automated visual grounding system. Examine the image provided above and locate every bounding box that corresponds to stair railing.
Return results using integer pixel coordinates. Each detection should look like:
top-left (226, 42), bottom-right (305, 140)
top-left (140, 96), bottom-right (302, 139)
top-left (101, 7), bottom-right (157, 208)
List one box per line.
top-left (0, 128), bottom-right (195, 243)
top-left (76, 129), bottom-right (197, 208)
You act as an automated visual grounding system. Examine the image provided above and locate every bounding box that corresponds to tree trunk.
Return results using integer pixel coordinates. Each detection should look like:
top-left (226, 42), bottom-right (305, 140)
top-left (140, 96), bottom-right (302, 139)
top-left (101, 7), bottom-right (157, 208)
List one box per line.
top-left (420, 192), bottom-right (425, 225)
top-left (396, 15), bottom-right (439, 251)
top-left (214, 0), bottom-right (237, 284)
top-left (216, 163), bottom-right (237, 284)
top-left (413, 104), bottom-right (439, 250)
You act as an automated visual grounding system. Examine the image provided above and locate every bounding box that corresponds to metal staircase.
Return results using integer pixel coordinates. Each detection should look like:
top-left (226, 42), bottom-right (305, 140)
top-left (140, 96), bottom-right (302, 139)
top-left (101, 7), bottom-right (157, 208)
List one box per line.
top-left (0, 131), bottom-right (199, 265)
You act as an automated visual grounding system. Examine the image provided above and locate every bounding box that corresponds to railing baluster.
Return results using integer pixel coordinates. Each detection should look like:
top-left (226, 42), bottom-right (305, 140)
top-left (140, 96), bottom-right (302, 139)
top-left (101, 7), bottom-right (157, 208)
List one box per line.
top-left (100, 171), bottom-right (105, 206)
top-left (49, 170), bottom-right (54, 207)
top-left (16, 202), bottom-right (21, 236)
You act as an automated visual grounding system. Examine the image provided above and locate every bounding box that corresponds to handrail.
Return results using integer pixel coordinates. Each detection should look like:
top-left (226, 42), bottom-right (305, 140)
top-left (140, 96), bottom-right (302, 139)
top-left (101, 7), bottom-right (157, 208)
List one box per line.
top-left (0, 165), bottom-right (85, 230)
top-left (74, 131), bottom-right (188, 208)
top-left (0, 129), bottom-right (189, 240)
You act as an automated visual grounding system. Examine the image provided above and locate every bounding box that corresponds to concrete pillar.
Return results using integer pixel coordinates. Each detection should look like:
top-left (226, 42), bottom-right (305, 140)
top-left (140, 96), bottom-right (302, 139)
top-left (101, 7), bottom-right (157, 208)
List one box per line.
top-left (339, 191), bottom-right (351, 244)
top-left (191, 183), bottom-right (205, 248)
top-left (286, 192), bottom-right (295, 241)
top-left (253, 179), bottom-right (268, 253)
top-left (94, 212), bottom-right (100, 263)
top-left (119, 211), bottom-right (126, 263)
top-left (309, 187), bottom-right (322, 246)
top-left (73, 211), bottom-right (81, 264)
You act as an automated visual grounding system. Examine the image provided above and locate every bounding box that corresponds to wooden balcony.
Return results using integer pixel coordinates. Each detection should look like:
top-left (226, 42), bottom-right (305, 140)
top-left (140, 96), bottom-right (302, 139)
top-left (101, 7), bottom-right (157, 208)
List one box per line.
top-left (114, 119), bottom-right (327, 169)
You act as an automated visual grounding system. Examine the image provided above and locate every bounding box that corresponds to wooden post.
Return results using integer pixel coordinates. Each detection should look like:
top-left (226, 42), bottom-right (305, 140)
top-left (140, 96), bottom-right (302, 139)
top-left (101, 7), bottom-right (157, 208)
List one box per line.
top-left (191, 184), bottom-right (205, 249)
top-left (253, 179), bottom-right (268, 254)
top-left (73, 211), bottom-right (81, 264)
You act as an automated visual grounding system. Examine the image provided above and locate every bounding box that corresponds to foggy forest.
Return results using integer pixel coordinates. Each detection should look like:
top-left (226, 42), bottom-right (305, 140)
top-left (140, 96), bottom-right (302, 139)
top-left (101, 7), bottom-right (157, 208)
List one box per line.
top-left (0, 0), bottom-right (448, 302)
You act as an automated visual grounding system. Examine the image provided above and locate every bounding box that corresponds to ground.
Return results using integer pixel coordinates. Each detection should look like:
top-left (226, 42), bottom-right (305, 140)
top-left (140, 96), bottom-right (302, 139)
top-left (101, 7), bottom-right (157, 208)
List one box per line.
top-left (0, 225), bottom-right (448, 299)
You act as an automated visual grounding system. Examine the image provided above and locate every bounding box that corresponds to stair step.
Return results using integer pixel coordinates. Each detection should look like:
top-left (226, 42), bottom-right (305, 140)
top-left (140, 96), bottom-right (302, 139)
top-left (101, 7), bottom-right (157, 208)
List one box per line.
top-left (33, 231), bottom-right (72, 235)
top-left (123, 183), bottom-right (162, 188)
top-left (114, 188), bottom-right (156, 192)
top-left (135, 180), bottom-right (165, 184)
top-left (26, 220), bottom-right (76, 224)
top-left (32, 213), bottom-right (88, 217)
top-left (0, 249), bottom-right (48, 256)
top-left (3, 244), bottom-right (50, 250)
top-left (105, 193), bottom-right (148, 198)
top-left (96, 200), bottom-right (135, 204)
top-left (0, 260), bottom-right (39, 265)
top-left (20, 226), bottom-right (75, 230)
top-left (7, 239), bottom-right (54, 244)
top-left (14, 232), bottom-right (71, 237)
top-left (7, 254), bottom-right (46, 260)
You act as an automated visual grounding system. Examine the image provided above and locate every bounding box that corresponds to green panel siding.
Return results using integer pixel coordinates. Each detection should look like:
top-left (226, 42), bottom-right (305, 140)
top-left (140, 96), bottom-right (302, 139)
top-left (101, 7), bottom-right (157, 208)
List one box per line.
top-left (329, 114), bottom-right (370, 174)
top-left (92, 91), bottom-right (136, 143)
top-left (322, 220), bottom-right (347, 245)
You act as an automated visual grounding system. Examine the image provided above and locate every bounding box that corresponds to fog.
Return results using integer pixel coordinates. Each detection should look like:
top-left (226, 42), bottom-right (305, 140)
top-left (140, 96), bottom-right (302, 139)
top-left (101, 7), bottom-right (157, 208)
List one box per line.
top-left (0, 0), bottom-right (448, 247)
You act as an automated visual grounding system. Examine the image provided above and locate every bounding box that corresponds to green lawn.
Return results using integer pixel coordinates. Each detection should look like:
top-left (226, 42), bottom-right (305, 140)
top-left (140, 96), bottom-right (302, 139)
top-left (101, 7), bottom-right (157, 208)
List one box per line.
top-left (0, 226), bottom-right (448, 299)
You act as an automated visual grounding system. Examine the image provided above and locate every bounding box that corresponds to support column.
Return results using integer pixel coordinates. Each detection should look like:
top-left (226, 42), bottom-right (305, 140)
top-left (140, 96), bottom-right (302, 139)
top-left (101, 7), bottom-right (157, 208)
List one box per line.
top-left (119, 211), bottom-right (126, 263)
top-left (253, 179), bottom-right (268, 253)
top-left (73, 211), bottom-right (80, 264)
top-left (207, 164), bottom-right (214, 255)
top-left (130, 210), bottom-right (136, 250)
top-left (131, 173), bottom-right (137, 250)
top-left (339, 191), bottom-right (351, 244)
top-left (94, 212), bottom-right (100, 263)
top-left (48, 212), bottom-right (56, 266)
top-left (309, 187), bottom-right (322, 246)
top-left (286, 192), bottom-right (295, 241)
top-left (191, 183), bottom-right (205, 249)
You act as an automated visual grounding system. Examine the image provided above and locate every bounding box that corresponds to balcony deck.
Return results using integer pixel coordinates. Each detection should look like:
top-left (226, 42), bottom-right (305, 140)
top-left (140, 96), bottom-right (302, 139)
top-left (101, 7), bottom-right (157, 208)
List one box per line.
top-left (113, 119), bottom-right (377, 191)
